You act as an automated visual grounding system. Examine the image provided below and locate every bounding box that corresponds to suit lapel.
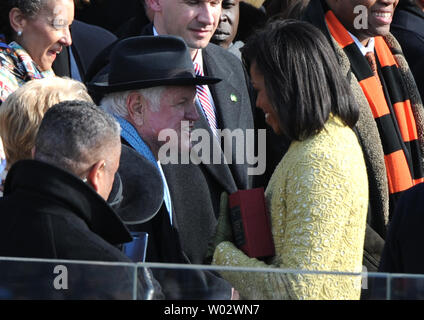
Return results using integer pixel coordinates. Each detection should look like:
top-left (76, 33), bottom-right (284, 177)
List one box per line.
top-left (203, 46), bottom-right (242, 131)
top-left (193, 100), bottom-right (237, 193)
top-left (202, 46), bottom-right (248, 189)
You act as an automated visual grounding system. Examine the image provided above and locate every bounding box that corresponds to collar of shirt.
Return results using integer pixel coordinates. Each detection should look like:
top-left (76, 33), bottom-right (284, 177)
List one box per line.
top-left (153, 26), bottom-right (159, 36)
top-left (156, 160), bottom-right (173, 224)
top-left (192, 48), bottom-right (204, 71)
top-left (348, 32), bottom-right (375, 56)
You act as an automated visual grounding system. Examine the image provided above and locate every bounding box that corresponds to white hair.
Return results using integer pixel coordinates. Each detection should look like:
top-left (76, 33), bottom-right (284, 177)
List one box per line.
top-left (100, 87), bottom-right (166, 118)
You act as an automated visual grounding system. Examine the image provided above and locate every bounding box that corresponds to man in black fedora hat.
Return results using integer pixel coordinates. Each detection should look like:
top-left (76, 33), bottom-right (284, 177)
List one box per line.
top-left (139, 0), bottom-right (257, 275)
top-left (89, 35), bottom-right (233, 299)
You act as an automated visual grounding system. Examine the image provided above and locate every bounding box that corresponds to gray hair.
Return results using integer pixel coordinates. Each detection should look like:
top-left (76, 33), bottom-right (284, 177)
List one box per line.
top-left (34, 100), bottom-right (121, 178)
top-left (1, 0), bottom-right (45, 41)
top-left (100, 87), bottom-right (165, 119)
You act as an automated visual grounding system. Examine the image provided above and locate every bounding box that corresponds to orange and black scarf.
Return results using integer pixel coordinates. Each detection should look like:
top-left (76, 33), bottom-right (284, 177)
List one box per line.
top-left (323, 5), bottom-right (424, 207)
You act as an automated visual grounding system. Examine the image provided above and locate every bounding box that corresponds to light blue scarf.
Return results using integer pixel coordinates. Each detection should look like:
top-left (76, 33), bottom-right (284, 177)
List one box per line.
top-left (114, 116), bottom-right (173, 225)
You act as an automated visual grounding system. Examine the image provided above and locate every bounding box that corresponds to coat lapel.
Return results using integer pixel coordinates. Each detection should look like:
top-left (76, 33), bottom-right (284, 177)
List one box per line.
top-left (384, 33), bottom-right (424, 164)
top-left (330, 35), bottom-right (390, 225)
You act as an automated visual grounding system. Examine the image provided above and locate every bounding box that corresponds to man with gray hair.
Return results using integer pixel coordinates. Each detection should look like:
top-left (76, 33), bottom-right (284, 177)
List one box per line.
top-left (34, 100), bottom-right (122, 200)
top-left (90, 35), bottom-right (233, 299)
top-left (0, 100), bottom-right (162, 298)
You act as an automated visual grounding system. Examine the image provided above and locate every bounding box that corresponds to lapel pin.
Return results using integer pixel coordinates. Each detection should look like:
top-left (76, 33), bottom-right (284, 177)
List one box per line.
top-left (230, 94), bottom-right (238, 102)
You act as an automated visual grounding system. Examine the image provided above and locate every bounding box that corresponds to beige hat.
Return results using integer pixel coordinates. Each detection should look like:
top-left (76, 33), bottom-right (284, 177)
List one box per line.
top-left (241, 0), bottom-right (266, 8)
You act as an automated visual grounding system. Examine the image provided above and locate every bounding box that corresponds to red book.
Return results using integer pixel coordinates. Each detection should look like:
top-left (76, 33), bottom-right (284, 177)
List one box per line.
top-left (229, 188), bottom-right (275, 258)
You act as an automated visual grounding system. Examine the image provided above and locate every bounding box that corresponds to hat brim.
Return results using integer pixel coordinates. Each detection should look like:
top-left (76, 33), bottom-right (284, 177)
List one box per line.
top-left (115, 145), bottom-right (164, 225)
top-left (88, 75), bottom-right (221, 94)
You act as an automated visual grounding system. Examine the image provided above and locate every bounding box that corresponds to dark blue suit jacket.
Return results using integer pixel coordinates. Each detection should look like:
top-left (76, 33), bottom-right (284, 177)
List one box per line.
top-left (53, 20), bottom-right (117, 82)
top-left (379, 182), bottom-right (424, 274)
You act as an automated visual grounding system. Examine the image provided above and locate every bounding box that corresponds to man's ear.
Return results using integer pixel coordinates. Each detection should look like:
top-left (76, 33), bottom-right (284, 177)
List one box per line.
top-left (86, 160), bottom-right (106, 194)
top-left (9, 8), bottom-right (27, 34)
top-left (146, 0), bottom-right (161, 12)
top-left (127, 92), bottom-right (145, 127)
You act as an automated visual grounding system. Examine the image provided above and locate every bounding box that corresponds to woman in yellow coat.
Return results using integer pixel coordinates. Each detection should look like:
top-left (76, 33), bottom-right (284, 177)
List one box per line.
top-left (212, 20), bottom-right (369, 300)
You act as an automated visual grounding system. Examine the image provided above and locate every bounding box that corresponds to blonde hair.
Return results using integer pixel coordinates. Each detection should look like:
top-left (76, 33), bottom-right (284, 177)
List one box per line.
top-left (0, 77), bottom-right (93, 169)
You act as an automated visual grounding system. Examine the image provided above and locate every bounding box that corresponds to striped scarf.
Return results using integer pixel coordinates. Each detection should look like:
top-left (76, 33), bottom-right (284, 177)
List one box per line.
top-left (324, 7), bottom-right (424, 207)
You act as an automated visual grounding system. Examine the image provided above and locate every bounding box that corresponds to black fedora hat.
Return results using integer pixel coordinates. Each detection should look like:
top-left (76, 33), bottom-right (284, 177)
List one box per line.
top-left (88, 35), bottom-right (221, 93)
top-left (108, 145), bottom-right (164, 225)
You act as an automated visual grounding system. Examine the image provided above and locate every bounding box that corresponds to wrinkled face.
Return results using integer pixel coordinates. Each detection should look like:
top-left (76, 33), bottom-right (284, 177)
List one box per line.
top-left (98, 141), bottom-right (121, 201)
top-left (250, 62), bottom-right (281, 135)
top-left (211, 0), bottom-right (240, 49)
top-left (140, 85), bottom-right (199, 156)
top-left (18, 0), bottom-right (74, 71)
top-left (155, 0), bottom-right (222, 53)
top-left (328, 0), bottom-right (399, 44)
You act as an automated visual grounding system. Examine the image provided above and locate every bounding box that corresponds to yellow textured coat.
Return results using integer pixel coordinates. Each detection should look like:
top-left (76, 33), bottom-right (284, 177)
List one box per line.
top-left (213, 116), bottom-right (369, 300)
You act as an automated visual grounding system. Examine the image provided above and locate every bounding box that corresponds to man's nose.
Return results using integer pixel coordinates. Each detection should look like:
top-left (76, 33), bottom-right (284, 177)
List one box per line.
top-left (186, 102), bottom-right (200, 122)
top-left (197, 3), bottom-right (216, 26)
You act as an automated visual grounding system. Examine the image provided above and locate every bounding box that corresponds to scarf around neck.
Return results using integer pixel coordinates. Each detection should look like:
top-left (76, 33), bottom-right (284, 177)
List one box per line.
top-left (323, 3), bottom-right (424, 208)
top-left (114, 116), bottom-right (173, 223)
top-left (0, 37), bottom-right (54, 102)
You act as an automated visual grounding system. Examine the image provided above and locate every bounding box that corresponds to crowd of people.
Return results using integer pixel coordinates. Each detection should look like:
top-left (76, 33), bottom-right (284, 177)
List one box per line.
top-left (0, 0), bottom-right (423, 300)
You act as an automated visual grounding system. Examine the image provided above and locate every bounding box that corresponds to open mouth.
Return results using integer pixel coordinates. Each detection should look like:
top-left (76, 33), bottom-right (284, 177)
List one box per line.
top-left (371, 11), bottom-right (393, 25)
top-left (48, 48), bottom-right (62, 57)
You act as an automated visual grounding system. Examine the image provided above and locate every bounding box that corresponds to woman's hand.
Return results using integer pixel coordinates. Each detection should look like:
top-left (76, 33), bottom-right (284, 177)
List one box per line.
top-left (205, 192), bottom-right (234, 262)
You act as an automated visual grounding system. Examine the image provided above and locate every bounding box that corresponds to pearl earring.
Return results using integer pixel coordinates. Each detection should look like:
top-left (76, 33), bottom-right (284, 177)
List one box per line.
top-left (17, 30), bottom-right (22, 37)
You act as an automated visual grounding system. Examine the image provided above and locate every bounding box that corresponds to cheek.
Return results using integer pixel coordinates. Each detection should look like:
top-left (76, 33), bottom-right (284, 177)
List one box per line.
top-left (212, 9), bottom-right (221, 25)
top-left (172, 111), bottom-right (186, 129)
top-left (35, 29), bottom-right (58, 53)
top-left (152, 113), bottom-right (182, 133)
top-left (257, 93), bottom-right (270, 110)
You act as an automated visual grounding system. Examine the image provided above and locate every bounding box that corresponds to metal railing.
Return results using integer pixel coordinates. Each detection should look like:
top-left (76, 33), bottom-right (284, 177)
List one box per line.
top-left (0, 256), bottom-right (423, 300)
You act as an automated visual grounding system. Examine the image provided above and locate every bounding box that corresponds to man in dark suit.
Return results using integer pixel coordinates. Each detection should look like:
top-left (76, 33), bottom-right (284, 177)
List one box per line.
top-left (391, 0), bottom-right (424, 100)
top-left (53, 20), bottom-right (117, 82)
top-left (144, 0), bottom-right (256, 269)
top-left (0, 100), bottom-right (162, 299)
top-left (90, 35), bottom-right (233, 299)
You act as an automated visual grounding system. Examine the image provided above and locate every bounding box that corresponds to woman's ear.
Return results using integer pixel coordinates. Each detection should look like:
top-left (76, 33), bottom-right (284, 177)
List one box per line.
top-left (9, 8), bottom-right (27, 34)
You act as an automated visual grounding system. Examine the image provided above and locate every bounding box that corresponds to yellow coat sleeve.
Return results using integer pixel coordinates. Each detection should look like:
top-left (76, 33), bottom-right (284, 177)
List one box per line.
top-left (213, 118), bottom-right (368, 300)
